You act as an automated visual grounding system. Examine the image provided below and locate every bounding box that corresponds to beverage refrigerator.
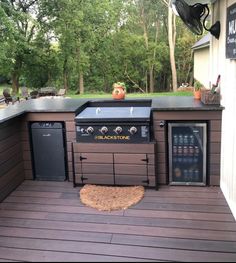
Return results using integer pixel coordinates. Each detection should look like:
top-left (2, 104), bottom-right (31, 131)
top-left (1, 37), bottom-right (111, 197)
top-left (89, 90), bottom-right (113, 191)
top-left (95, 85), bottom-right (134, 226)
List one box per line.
top-left (168, 122), bottom-right (207, 186)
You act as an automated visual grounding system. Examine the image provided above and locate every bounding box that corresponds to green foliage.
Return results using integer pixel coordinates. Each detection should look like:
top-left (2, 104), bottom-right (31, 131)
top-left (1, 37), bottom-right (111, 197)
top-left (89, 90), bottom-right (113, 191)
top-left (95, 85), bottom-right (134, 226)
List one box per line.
top-left (0, 0), bottom-right (195, 94)
top-left (194, 79), bottom-right (203, 90)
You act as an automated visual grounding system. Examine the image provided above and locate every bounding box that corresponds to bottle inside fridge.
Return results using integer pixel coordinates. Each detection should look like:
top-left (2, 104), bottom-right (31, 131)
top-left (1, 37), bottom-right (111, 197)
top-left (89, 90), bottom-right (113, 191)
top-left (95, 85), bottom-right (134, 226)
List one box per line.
top-left (168, 122), bottom-right (207, 186)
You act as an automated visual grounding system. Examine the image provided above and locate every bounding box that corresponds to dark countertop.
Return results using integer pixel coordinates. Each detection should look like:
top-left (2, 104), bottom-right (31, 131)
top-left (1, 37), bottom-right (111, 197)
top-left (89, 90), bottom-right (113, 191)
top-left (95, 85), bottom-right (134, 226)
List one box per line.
top-left (0, 96), bottom-right (224, 124)
top-left (150, 96), bottom-right (224, 111)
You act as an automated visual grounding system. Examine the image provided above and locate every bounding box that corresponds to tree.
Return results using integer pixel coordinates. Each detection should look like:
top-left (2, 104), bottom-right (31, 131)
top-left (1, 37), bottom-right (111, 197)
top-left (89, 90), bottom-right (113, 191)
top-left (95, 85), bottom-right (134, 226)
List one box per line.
top-left (0, 0), bottom-right (194, 94)
top-left (126, 0), bottom-right (166, 93)
top-left (161, 0), bottom-right (178, 92)
top-left (0, 0), bottom-right (45, 94)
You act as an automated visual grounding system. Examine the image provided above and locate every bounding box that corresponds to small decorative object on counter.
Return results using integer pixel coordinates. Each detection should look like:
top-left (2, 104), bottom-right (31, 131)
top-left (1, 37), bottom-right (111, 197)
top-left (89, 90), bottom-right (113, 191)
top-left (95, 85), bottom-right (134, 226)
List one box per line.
top-left (201, 90), bottom-right (221, 105)
top-left (112, 82), bottom-right (126, 100)
top-left (201, 75), bottom-right (221, 105)
top-left (193, 80), bottom-right (203, 100)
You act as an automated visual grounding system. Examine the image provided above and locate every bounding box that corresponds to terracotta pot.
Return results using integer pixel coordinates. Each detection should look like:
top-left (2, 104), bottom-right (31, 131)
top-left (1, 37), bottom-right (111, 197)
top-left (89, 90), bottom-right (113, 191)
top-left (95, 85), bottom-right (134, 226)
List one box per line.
top-left (112, 86), bottom-right (125, 100)
top-left (193, 90), bottom-right (201, 100)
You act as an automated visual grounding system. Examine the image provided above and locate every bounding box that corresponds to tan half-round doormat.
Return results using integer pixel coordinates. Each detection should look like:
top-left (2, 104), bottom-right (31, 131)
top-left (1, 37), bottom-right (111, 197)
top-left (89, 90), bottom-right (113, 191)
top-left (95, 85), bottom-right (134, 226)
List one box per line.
top-left (79, 184), bottom-right (145, 211)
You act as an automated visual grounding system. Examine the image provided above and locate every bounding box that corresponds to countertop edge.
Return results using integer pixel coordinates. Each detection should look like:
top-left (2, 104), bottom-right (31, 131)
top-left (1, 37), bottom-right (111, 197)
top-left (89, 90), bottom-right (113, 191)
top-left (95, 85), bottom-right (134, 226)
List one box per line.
top-left (0, 97), bottom-right (224, 124)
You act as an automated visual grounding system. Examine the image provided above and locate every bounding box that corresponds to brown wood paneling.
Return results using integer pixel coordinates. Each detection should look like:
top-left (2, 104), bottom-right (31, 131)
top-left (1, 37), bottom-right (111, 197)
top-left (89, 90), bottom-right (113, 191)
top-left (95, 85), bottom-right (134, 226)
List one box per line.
top-left (67, 142), bottom-right (72, 152)
top-left (0, 163), bottom-right (24, 186)
top-left (0, 173), bottom-right (24, 202)
top-left (114, 154), bottom-right (147, 164)
top-left (75, 153), bottom-right (113, 163)
top-left (0, 163), bottom-right (24, 202)
top-left (24, 160), bottom-right (32, 170)
top-left (156, 163), bottom-right (167, 174)
top-left (147, 154), bottom-right (155, 165)
top-left (0, 143), bottom-right (21, 166)
top-left (209, 163), bottom-right (221, 175)
top-left (0, 117), bottom-right (24, 202)
top-left (0, 153), bottom-right (22, 178)
top-left (75, 163), bottom-right (113, 174)
top-left (210, 153), bottom-right (221, 164)
top-left (115, 164), bottom-right (147, 176)
top-left (210, 142), bottom-right (221, 153)
top-left (66, 131), bottom-right (76, 141)
top-left (73, 142), bottom-right (156, 154)
top-left (0, 121), bottom-right (20, 141)
top-left (65, 121), bottom-right (76, 132)
top-left (155, 142), bottom-right (165, 153)
top-left (72, 142), bottom-right (156, 186)
top-left (0, 134), bottom-right (19, 153)
top-left (21, 141), bottom-right (30, 151)
top-left (115, 175), bottom-right (155, 187)
top-left (22, 151), bottom-right (31, 161)
top-left (156, 153), bottom-right (166, 164)
top-left (21, 131), bottom-right (30, 141)
top-left (68, 161), bottom-right (73, 172)
top-left (209, 132), bottom-right (222, 143)
top-left (68, 171), bottom-right (73, 182)
top-left (24, 170), bottom-right (33, 180)
top-left (157, 173), bottom-right (168, 184)
top-left (153, 111), bottom-right (222, 121)
top-left (210, 175), bottom-right (220, 186)
top-left (75, 174), bottom-right (114, 185)
top-left (114, 154), bottom-right (155, 165)
top-left (210, 120), bottom-right (222, 131)
top-left (154, 131), bottom-right (165, 141)
top-left (25, 113), bottom-right (75, 122)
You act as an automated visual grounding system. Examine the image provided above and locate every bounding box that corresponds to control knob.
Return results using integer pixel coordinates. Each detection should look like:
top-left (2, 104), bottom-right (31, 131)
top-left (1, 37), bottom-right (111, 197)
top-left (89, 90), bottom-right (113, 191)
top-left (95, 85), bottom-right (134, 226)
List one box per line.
top-left (114, 126), bottom-right (123, 134)
top-left (129, 126), bottom-right (137, 135)
top-left (100, 126), bottom-right (108, 134)
top-left (86, 126), bottom-right (94, 134)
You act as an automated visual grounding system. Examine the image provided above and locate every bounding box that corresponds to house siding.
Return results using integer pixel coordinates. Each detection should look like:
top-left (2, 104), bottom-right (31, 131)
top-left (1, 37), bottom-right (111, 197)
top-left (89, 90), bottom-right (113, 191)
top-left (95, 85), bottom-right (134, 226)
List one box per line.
top-left (194, 47), bottom-right (210, 88)
top-left (211, 0), bottom-right (236, 219)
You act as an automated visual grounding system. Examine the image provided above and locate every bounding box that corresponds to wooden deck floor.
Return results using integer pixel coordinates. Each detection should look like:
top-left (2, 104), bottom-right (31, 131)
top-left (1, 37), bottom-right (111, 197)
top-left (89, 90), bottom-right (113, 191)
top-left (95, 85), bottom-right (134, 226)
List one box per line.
top-left (0, 180), bottom-right (236, 262)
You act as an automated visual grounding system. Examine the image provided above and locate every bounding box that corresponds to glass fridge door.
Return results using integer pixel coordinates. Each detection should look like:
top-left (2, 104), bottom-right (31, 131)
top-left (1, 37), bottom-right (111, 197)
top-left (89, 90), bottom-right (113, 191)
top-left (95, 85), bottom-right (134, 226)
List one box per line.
top-left (168, 122), bottom-right (207, 186)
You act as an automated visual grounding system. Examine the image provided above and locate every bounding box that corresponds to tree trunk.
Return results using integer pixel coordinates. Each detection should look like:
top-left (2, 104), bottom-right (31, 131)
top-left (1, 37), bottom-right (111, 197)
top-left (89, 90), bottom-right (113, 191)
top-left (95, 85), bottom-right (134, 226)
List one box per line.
top-left (185, 50), bottom-right (194, 84)
top-left (168, 5), bottom-right (178, 92)
top-left (11, 56), bottom-right (22, 95)
top-left (79, 72), bottom-right (84, 94)
top-left (63, 72), bottom-right (69, 91)
top-left (12, 72), bottom-right (19, 95)
top-left (139, 2), bottom-right (154, 93)
top-left (149, 68), bottom-right (154, 93)
top-left (63, 58), bottom-right (69, 91)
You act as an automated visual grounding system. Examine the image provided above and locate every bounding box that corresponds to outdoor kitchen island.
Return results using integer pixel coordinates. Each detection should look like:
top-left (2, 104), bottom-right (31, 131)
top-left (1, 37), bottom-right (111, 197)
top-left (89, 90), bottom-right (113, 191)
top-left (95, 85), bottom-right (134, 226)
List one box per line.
top-left (0, 96), bottom-right (223, 202)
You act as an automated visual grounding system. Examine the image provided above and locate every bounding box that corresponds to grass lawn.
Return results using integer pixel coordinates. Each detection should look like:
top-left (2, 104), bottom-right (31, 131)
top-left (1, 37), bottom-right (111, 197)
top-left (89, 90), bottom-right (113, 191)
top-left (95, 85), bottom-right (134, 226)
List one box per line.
top-left (0, 84), bottom-right (193, 99)
top-left (69, 91), bottom-right (193, 98)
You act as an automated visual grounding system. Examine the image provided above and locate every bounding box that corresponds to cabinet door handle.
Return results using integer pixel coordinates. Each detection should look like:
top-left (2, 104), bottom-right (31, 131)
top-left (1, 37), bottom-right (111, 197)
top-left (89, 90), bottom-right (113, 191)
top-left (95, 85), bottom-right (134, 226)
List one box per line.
top-left (141, 158), bottom-right (149, 163)
top-left (80, 156), bottom-right (87, 161)
top-left (142, 179), bottom-right (150, 185)
top-left (81, 176), bottom-right (88, 182)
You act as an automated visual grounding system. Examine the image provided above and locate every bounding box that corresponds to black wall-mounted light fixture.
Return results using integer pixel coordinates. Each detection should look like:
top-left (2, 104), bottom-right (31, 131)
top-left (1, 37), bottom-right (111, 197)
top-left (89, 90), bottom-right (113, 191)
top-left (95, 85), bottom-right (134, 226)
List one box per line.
top-left (171, 0), bottom-right (220, 39)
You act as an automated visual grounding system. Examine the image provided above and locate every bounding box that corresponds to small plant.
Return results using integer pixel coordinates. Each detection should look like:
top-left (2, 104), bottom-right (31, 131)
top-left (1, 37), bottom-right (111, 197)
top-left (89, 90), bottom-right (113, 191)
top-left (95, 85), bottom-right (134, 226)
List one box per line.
top-left (194, 80), bottom-right (203, 91)
top-left (112, 82), bottom-right (126, 100)
top-left (112, 82), bottom-right (126, 92)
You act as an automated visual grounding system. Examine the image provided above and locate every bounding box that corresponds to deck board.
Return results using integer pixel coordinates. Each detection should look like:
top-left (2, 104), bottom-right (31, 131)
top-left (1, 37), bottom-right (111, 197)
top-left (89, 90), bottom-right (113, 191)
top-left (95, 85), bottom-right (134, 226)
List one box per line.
top-left (0, 180), bottom-right (236, 262)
